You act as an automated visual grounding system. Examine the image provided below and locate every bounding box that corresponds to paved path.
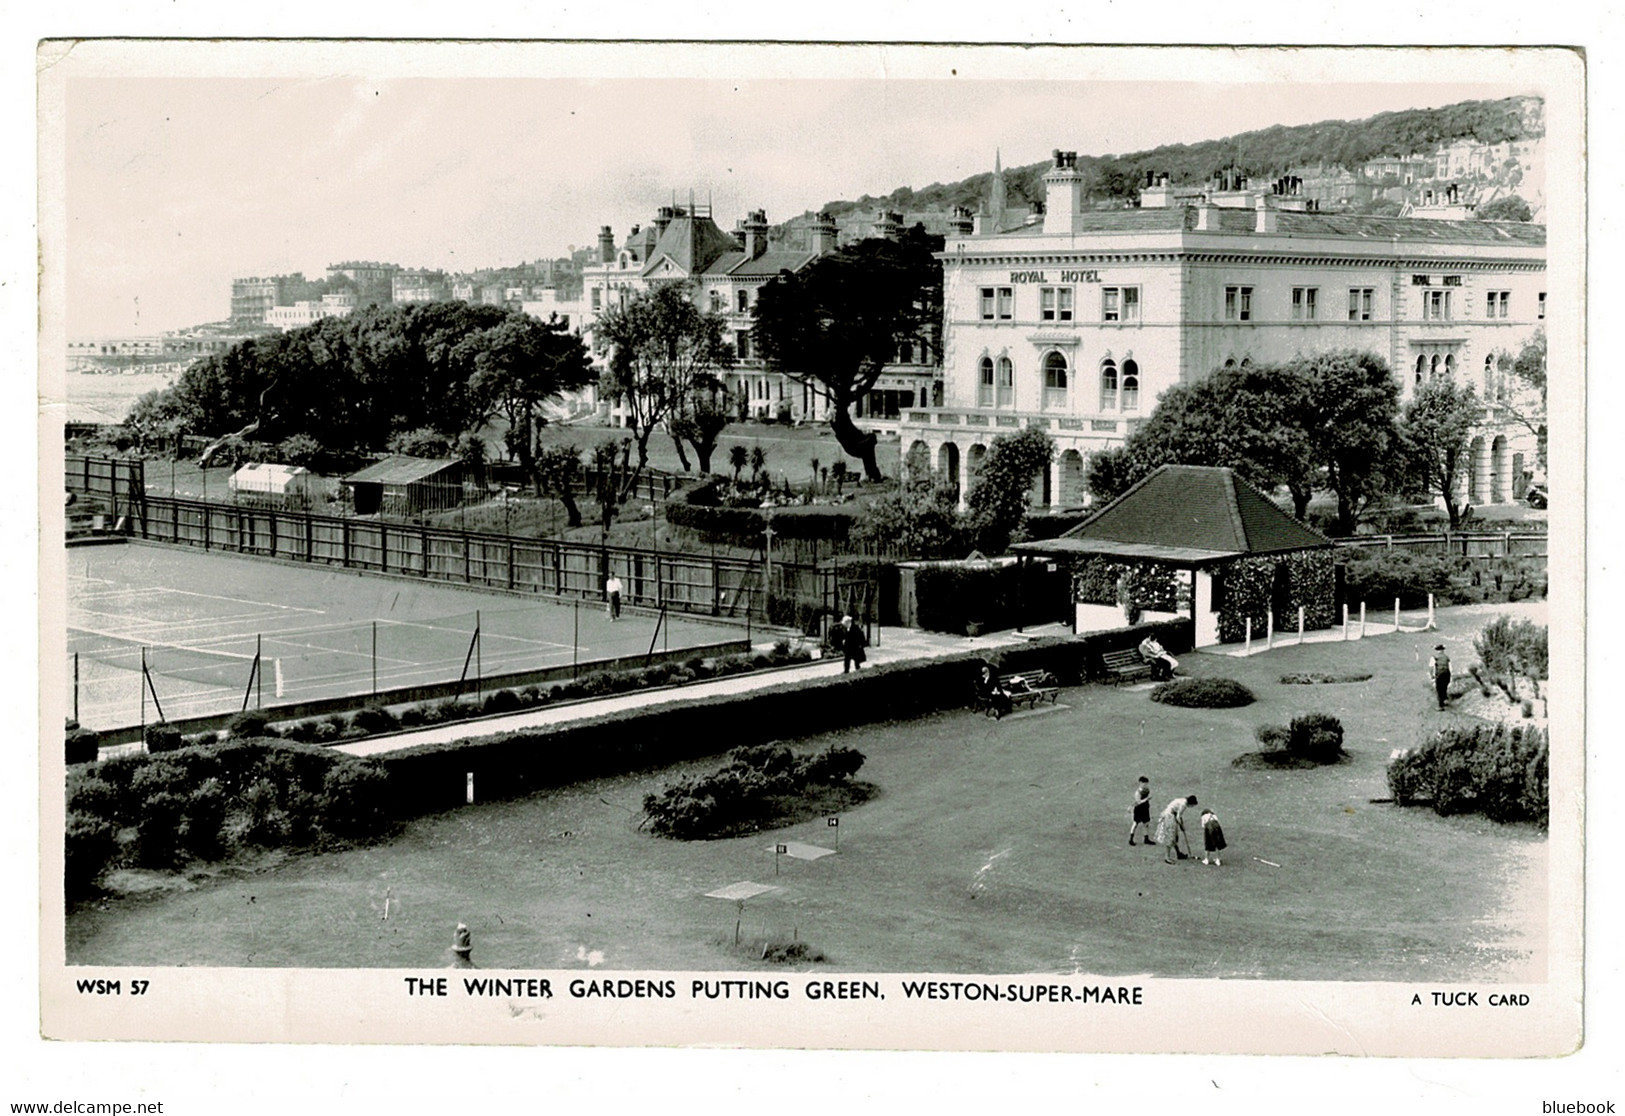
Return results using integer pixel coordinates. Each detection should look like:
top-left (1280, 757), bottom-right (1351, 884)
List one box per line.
top-left (334, 622), bottom-right (1071, 757)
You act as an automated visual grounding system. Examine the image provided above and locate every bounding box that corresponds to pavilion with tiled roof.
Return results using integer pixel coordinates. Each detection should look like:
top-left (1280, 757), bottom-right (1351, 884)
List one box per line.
top-left (1012, 464), bottom-right (1337, 647)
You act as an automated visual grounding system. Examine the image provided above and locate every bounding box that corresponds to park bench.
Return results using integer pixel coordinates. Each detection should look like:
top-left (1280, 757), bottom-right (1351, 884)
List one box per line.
top-left (1101, 648), bottom-right (1155, 684)
top-left (1000, 669), bottom-right (1060, 709)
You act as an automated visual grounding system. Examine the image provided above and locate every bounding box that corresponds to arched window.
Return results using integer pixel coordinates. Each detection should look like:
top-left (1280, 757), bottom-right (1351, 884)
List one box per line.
top-left (1444, 353), bottom-right (1456, 381)
top-left (1121, 359), bottom-right (1140, 412)
top-left (1099, 358), bottom-right (1119, 411)
top-left (978, 357), bottom-right (994, 407)
top-left (1415, 354), bottom-right (1426, 388)
top-left (997, 357), bottom-right (1014, 408)
top-left (1430, 354), bottom-right (1441, 381)
top-left (1484, 354), bottom-right (1496, 397)
top-left (1223, 358), bottom-right (1237, 370)
top-left (1043, 352), bottom-right (1069, 410)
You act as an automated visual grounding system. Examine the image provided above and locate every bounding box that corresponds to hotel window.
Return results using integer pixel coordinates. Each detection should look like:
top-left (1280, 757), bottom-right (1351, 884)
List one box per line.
top-left (735, 330), bottom-right (751, 361)
top-left (1291, 287), bottom-right (1318, 321)
top-left (1042, 352), bottom-right (1069, 410)
top-left (1103, 286), bottom-right (1140, 323)
top-left (591, 289), bottom-right (602, 311)
top-left (980, 288), bottom-right (996, 320)
top-left (1224, 286), bottom-right (1253, 321)
top-left (1424, 290), bottom-right (1452, 320)
top-left (978, 357), bottom-right (995, 407)
top-left (1348, 288), bottom-right (1374, 321)
top-left (1040, 287), bottom-right (1074, 322)
top-left (1486, 291), bottom-right (1510, 319)
top-left (736, 288), bottom-right (750, 313)
top-left (709, 290), bottom-right (724, 312)
top-left (1539, 292), bottom-right (1546, 319)
top-left (997, 357), bottom-right (1014, 408)
top-left (996, 287), bottom-right (1014, 321)
top-left (1121, 359), bottom-right (1140, 412)
top-left (1100, 358), bottom-right (1119, 411)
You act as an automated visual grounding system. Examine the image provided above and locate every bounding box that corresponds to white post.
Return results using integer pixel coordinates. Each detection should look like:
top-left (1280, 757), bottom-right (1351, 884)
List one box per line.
top-left (274, 658), bottom-right (285, 698)
top-left (1427, 593), bottom-right (1436, 630)
top-left (1359, 602), bottom-right (1366, 639)
top-left (1244, 617), bottom-right (1252, 656)
top-left (1298, 605), bottom-right (1305, 645)
top-left (466, 772), bottom-right (475, 805)
top-left (1266, 610), bottom-right (1274, 649)
top-left (1393, 597), bottom-right (1401, 633)
top-left (1342, 603), bottom-right (1349, 640)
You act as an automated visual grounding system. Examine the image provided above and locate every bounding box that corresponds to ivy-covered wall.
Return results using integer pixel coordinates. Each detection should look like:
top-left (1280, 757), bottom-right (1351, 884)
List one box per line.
top-left (1215, 549), bottom-right (1337, 644)
top-left (1071, 556), bottom-right (1188, 616)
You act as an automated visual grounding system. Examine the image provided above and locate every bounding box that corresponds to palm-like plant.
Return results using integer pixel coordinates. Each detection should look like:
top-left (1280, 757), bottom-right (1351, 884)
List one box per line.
top-left (728, 444), bottom-right (748, 483)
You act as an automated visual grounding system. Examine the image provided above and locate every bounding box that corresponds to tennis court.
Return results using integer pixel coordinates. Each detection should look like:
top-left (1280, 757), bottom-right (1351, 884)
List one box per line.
top-left (65, 543), bottom-right (746, 731)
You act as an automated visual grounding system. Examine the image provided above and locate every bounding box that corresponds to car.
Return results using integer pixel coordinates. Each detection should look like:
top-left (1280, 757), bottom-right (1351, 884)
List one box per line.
top-left (1524, 483), bottom-right (1548, 509)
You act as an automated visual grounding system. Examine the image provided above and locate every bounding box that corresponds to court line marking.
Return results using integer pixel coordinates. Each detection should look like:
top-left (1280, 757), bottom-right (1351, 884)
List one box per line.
top-left (70, 585), bottom-right (328, 615)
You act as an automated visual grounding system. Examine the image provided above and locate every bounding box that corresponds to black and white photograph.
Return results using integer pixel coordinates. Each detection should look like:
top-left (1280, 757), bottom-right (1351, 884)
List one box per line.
top-left (19, 24), bottom-right (1609, 1108)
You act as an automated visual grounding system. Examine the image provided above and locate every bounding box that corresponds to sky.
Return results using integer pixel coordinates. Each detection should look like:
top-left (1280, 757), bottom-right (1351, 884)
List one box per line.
top-left (51, 43), bottom-right (1548, 339)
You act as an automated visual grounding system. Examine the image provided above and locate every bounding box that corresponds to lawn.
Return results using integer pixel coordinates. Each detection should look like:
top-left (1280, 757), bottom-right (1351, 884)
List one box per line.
top-left (65, 603), bottom-right (1549, 980)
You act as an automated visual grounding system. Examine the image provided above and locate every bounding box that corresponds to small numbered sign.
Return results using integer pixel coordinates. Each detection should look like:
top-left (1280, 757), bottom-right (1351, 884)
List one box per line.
top-left (827, 817), bottom-right (839, 827)
top-left (776, 844), bottom-right (788, 854)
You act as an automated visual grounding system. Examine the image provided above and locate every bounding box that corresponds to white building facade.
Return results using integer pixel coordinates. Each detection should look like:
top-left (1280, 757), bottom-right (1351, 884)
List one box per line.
top-left (902, 149), bottom-right (1547, 512)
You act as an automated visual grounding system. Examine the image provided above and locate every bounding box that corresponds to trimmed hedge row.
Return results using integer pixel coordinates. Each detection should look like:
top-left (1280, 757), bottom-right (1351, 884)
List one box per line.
top-left (375, 628), bottom-right (1187, 818)
top-left (1341, 551), bottom-right (1547, 610)
top-left (665, 481), bottom-right (861, 543)
top-left (913, 564), bottom-right (1022, 634)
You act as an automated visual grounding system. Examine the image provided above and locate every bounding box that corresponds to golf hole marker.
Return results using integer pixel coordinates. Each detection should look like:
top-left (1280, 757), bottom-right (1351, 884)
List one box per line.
top-left (466, 772), bottom-right (474, 804)
top-left (828, 815), bottom-right (840, 851)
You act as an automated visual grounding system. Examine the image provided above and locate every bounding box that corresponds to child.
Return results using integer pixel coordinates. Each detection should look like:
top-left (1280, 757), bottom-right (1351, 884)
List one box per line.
top-left (1128, 777), bottom-right (1152, 845)
top-left (1200, 808), bottom-right (1227, 866)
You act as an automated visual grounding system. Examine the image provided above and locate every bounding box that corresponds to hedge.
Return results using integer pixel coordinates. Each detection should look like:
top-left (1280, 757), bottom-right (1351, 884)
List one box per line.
top-left (665, 481), bottom-right (860, 544)
top-left (642, 742), bottom-right (868, 839)
top-left (1215, 550), bottom-right (1338, 644)
top-left (1386, 722), bottom-right (1548, 825)
top-left (913, 563), bottom-right (1022, 634)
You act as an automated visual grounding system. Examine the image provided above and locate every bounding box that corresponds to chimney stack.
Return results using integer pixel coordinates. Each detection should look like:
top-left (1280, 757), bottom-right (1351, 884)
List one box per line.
top-left (597, 226), bottom-right (615, 264)
top-left (949, 205), bottom-right (975, 236)
top-left (1254, 194), bottom-right (1277, 233)
top-left (810, 211), bottom-right (839, 254)
top-left (872, 210), bottom-right (903, 240)
top-left (1043, 149), bottom-right (1084, 236)
top-left (653, 205), bottom-right (675, 238)
top-left (743, 209), bottom-right (769, 258)
top-left (1195, 196), bottom-right (1216, 231)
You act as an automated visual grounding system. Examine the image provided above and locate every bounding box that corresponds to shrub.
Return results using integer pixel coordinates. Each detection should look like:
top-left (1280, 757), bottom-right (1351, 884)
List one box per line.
top-left (914, 564), bottom-right (1022, 635)
top-left (1150, 678), bottom-right (1256, 708)
top-left (643, 742), bottom-right (868, 840)
top-left (180, 778), bottom-right (229, 860)
top-left (1287, 712), bottom-right (1345, 764)
top-left (66, 725), bottom-right (101, 765)
top-left (143, 722), bottom-right (184, 754)
top-left (1279, 672), bottom-right (1372, 685)
top-left (225, 710), bottom-right (275, 740)
top-left (1386, 723), bottom-right (1548, 824)
top-left (1474, 616), bottom-right (1548, 699)
top-left (351, 704), bottom-right (402, 735)
top-left (1341, 550), bottom-right (1454, 610)
top-left (65, 811), bottom-right (118, 899)
top-left (319, 762), bottom-right (393, 839)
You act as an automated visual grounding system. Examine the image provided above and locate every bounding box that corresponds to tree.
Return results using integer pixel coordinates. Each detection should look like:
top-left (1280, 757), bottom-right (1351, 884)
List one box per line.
top-left (1291, 350), bottom-right (1402, 535)
top-left (1400, 378), bottom-right (1484, 528)
top-left (851, 480), bottom-right (968, 559)
top-left (753, 226), bottom-right (943, 480)
top-left (465, 313), bottom-right (595, 488)
top-left (535, 445), bottom-right (584, 527)
top-left (728, 444), bottom-right (748, 483)
top-left (964, 428), bottom-right (1055, 554)
top-left (748, 445), bottom-right (767, 484)
top-left (1082, 362), bottom-right (1317, 517)
top-left (1507, 330), bottom-right (1549, 471)
top-left (669, 386), bottom-right (731, 474)
top-left (593, 283), bottom-right (734, 487)
top-left (1474, 195), bottom-right (1533, 222)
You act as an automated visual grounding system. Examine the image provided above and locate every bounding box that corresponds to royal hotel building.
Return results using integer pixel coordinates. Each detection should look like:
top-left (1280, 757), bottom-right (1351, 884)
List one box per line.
top-left (901, 150), bottom-right (1547, 511)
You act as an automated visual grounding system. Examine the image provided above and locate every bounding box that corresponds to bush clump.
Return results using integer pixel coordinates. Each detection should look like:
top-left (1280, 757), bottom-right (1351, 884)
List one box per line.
top-left (224, 709), bottom-right (275, 740)
top-left (1150, 678), bottom-right (1256, 708)
top-left (1387, 722), bottom-right (1547, 825)
top-left (643, 743), bottom-right (870, 840)
top-left (61, 739), bottom-right (397, 900)
top-left (1279, 672), bottom-right (1373, 685)
top-left (66, 722), bottom-right (100, 765)
top-left (1251, 712), bottom-right (1346, 766)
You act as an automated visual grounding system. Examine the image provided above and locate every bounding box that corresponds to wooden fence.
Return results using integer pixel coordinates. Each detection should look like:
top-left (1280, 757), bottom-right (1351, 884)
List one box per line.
top-left (1332, 532), bottom-right (1548, 560)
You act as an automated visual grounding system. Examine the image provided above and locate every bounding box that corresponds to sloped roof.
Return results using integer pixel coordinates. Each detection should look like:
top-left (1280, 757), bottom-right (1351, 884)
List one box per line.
top-left (641, 214), bottom-right (741, 278)
top-left (343, 455), bottom-right (460, 486)
top-left (716, 249), bottom-right (818, 278)
top-left (1015, 465), bottom-right (1331, 564)
top-left (985, 206), bottom-right (1546, 247)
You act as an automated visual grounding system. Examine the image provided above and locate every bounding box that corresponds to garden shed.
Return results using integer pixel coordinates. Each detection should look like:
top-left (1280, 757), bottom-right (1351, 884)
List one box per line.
top-left (228, 462), bottom-right (315, 504)
top-left (1011, 465), bottom-right (1336, 647)
top-left (342, 455), bottom-right (464, 517)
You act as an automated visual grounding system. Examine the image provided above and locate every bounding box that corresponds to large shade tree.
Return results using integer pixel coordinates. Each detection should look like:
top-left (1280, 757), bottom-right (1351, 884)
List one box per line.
top-left (592, 282), bottom-right (735, 490)
top-left (752, 226), bottom-right (943, 481)
top-left (1291, 349), bottom-right (1402, 535)
top-left (464, 313), bottom-right (596, 486)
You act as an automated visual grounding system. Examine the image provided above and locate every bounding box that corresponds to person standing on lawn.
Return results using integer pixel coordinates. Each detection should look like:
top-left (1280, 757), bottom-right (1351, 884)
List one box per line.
top-left (839, 614), bottom-right (867, 673)
top-left (1156, 794), bottom-right (1197, 864)
top-left (1429, 643), bottom-right (1451, 710)
top-left (1129, 776), bottom-right (1153, 845)
top-left (1199, 808), bottom-right (1227, 866)
top-left (605, 573), bottom-right (623, 622)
